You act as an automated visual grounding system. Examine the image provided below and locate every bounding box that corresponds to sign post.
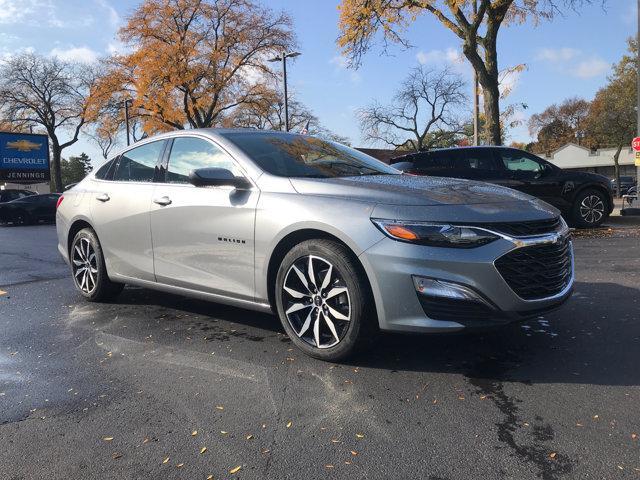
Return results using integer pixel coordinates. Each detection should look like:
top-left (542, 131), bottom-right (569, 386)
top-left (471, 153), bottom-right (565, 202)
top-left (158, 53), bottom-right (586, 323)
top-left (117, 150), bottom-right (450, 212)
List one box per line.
top-left (0, 132), bottom-right (50, 185)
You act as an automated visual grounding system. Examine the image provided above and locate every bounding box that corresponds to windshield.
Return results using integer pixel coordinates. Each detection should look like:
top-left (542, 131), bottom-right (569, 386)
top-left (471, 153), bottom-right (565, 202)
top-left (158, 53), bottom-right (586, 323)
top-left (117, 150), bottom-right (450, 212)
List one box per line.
top-left (224, 132), bottom-right (400, 178)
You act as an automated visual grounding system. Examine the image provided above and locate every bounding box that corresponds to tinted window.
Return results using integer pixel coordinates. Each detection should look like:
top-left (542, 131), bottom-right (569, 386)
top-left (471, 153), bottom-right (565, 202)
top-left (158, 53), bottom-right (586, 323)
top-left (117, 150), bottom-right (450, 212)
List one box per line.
top-left (451, 149), bottom-right (498, 171)
top-left (95, 158), bottom-right (117, 180)
top-left (411, 152), bottom-right (452, 173)
top-left (113, 141), bottom-right (165, 182)
top-left (224, 132), bottom-right (399, 178)
top-left (500, 150), bottom-right (544, 174)
top-left (166, 137), bottom-right (242, 184)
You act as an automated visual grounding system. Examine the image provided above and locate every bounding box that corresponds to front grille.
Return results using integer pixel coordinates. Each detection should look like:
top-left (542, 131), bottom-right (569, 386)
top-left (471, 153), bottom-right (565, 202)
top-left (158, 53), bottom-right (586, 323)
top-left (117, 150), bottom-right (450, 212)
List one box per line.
top-left (479, 217), bottom-right (562, 237)
top-left (495, 236), bottom-right (573, 300)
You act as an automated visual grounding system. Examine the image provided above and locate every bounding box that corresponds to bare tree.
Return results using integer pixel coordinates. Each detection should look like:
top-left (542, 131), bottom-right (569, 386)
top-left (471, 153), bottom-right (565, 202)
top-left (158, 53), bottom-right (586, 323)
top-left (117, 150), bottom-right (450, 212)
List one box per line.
top-left (358, 66), bottom-right (467, 151)
top-left (0, 53), bottom-right (94, 192)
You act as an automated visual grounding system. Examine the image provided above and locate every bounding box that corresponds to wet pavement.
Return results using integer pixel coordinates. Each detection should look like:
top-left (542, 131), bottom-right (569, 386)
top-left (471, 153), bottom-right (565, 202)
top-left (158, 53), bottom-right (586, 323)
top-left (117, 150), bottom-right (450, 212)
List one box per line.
top-left (0, 224), bottom-right (639, 479)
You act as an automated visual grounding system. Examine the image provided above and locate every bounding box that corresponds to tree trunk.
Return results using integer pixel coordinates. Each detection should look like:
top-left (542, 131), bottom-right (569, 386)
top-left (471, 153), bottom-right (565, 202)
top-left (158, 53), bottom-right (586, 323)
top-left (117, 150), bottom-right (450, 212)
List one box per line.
top-left (613, 143), bottom-right (622, 197)
top-left (482, 80), bottom-right (502, 145)
top-left (51, 146), bottom-right (63, 193)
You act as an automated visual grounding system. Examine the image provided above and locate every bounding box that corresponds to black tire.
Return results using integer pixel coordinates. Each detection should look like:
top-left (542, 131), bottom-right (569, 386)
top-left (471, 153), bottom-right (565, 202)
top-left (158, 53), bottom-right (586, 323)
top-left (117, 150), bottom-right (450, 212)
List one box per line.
top-left (12, 210), bottom-right (30, 225)
top-left (70, 228), bottom-right (124, 302)
top-left (275, 239), bottom-right (377, 362)
top-left (570, 188), bottom-right (608, 228)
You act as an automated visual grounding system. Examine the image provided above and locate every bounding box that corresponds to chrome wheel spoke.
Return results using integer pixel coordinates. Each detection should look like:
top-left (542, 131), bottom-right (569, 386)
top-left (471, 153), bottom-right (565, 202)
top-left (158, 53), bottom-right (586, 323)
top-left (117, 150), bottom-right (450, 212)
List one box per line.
top-left (297, 308), bottom-right (314, 337)
top-left (320, 264), bottom-right (333, 291)
top-left (74, 245), bottom-right (85, 262)
top-left (325, 286), bottom-right (347, 299)
top-left (307, 256), bottom-right (317, 289)
top-left (74, 266), bottom-right (86, 278)
top-left (323, 313), bottom-right (340, 343)
top-left (283, 285), bottom-right (309, 299)
top-left (327, 304), bottom-right (349, 321)
top-left (291, 265), bottom-right (310, 292)
top-left (313, 312), bottom-right (321, 348)
top-left (286, 302), bottom-right (310, 315)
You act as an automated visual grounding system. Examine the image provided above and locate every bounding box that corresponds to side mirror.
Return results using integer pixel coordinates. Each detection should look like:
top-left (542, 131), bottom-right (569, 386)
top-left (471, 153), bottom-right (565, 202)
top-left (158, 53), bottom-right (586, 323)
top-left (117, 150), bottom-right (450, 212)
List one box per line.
top-left (188, 167), bottom-right (251, 189)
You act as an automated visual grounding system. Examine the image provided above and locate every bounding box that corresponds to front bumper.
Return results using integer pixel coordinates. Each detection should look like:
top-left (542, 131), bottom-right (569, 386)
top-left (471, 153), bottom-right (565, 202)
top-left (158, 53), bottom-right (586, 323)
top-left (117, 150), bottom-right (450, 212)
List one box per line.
top-left (358, 231), bottom-right (574, 333)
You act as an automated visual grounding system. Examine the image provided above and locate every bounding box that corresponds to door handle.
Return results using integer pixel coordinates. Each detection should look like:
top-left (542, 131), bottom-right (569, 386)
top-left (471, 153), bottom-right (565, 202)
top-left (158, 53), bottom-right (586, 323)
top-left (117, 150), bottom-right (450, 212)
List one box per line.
top-left (153, 196), bottom-right (172, 206)
top-left (96, 193), bottom-right (110, 202)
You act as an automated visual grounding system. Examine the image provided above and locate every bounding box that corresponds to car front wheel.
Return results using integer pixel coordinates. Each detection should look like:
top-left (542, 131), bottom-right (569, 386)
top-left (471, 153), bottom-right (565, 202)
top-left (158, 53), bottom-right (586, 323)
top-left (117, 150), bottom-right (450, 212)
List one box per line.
top-left (275, 239), bottom-right (376, 361)
top-left (571, 189), bottom-right (608, 228)
top-left (70, 228), bottom-right (124, 301)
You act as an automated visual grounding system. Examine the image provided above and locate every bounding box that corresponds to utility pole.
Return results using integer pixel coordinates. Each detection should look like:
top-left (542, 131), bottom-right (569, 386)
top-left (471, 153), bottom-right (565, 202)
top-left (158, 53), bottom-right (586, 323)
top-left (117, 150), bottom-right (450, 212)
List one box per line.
top-left (268, 51), bottom-right (301, 132)
top-left (473, 0), bottom-right (480, 146)
top-left (636, 0), bottom-right (640, 204)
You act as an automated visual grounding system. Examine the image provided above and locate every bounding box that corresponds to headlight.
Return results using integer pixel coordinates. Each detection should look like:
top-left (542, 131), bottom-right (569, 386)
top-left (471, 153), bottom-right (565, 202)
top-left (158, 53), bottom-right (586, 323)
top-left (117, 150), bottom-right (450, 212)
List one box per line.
top-left (371, 219), bottom-right (499, 248)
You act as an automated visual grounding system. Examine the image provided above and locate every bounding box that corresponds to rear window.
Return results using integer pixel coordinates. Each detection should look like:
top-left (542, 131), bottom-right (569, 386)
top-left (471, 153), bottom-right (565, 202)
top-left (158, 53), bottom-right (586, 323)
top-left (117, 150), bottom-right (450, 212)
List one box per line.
top-left (113, 141), bottom-right (165, 182)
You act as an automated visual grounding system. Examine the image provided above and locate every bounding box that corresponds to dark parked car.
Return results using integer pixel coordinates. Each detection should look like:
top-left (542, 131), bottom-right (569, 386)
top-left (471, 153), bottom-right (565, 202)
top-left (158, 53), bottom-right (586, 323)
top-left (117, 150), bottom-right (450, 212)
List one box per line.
top-left (0, 189), bottom-right (36, 203)
top-left (391, 146), bottom-right (614, 228)
top-left (0, 193), bottom-right (61, 225)
top-left (611, 175), bottom-right (637, 195)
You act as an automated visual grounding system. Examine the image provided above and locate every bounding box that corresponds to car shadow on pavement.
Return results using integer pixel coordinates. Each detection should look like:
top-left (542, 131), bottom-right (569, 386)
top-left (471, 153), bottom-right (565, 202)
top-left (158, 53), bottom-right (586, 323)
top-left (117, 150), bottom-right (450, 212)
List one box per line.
top-left (350, 281), bottom-right (640, 387)
top-left (110, 281), bottom-right (638, 387)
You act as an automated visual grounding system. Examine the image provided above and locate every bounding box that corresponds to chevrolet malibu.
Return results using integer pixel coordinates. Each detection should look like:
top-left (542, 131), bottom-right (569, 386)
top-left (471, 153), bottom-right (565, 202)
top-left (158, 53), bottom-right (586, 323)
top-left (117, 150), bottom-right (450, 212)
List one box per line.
top-left (56, 129), bottom-right (574, 361)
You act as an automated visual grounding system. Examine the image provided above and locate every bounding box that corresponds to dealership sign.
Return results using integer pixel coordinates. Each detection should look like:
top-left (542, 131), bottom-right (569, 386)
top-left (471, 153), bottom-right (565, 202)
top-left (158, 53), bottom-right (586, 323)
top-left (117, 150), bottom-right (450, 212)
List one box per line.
top-left (0, 132), bottom-right (50, 183)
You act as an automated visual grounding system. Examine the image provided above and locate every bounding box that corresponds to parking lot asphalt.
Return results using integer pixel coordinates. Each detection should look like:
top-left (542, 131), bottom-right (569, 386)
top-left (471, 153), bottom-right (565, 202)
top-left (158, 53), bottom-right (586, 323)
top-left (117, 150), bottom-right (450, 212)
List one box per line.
top-left (1, 224), bottom-right (639, 480)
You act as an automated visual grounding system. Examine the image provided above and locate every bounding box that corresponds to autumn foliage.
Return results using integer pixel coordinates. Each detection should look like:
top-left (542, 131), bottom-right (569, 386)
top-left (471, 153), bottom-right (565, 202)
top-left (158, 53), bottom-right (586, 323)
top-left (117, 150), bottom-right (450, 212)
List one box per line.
top-left (90, 0), bottom-right (296, 139)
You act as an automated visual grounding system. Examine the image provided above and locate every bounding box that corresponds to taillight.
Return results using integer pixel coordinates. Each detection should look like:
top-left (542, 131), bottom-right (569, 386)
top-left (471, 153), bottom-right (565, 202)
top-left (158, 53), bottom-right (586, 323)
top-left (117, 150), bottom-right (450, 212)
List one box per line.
top-left (56, 195), bottom-right (64, 209)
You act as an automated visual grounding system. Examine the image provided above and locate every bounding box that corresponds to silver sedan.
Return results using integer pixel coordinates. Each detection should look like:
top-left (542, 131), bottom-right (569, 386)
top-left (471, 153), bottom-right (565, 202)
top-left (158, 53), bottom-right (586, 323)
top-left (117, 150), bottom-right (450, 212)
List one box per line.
top-left (56, 129), bottom-right (573, 361)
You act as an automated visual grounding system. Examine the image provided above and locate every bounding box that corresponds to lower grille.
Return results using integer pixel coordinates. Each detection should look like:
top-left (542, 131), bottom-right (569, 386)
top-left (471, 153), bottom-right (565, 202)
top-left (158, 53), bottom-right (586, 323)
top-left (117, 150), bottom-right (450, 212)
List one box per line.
top-left (495, 236), bottom-right (573, 300)
top-left (418, 296), bottom-right (506, 323)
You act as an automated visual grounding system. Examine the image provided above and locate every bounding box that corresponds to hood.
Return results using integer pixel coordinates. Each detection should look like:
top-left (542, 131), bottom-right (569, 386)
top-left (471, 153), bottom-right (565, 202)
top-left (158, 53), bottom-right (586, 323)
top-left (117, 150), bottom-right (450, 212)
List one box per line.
top-left (290, 174), bottom-right (537, 206)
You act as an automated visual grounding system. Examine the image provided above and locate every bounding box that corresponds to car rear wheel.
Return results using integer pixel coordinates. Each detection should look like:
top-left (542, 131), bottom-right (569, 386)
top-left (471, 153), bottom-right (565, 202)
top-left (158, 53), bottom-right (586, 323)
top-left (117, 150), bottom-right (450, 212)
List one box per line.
top-left (11, 210), bottom-right (29, 225)
top-left (571, 189), bottom-right (608, 228)
top-left (71, 228), bottom-right (124, 301)
top-left (275, 239), bottom-right (377, 361)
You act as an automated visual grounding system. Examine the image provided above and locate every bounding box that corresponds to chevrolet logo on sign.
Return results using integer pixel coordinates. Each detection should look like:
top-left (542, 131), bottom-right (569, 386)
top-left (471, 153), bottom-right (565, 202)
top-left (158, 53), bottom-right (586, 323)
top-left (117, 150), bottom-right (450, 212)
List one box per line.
top-left (6, 139), bottom-right (42, 152)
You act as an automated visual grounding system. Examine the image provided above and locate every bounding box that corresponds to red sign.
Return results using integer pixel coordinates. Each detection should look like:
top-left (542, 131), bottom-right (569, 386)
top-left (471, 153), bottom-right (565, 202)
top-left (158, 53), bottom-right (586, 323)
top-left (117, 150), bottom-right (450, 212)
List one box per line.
top-left (632, 137), bottom-right (640, 151)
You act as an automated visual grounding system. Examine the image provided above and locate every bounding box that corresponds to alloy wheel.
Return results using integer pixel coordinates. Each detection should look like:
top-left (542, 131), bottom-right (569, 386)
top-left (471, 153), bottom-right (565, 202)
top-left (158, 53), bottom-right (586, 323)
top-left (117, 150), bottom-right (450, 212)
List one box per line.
top-left (579, 194), bottom-right (604, 225)
top-left (282, 255), bottom-right (351, 349)
top-left (72, 237), bottom-right (98, 294)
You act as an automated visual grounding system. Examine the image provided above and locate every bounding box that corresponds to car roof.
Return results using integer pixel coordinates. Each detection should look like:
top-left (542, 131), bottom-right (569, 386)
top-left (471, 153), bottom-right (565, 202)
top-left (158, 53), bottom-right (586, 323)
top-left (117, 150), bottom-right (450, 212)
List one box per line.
top-left (390, 145), bottom-right (520, 162)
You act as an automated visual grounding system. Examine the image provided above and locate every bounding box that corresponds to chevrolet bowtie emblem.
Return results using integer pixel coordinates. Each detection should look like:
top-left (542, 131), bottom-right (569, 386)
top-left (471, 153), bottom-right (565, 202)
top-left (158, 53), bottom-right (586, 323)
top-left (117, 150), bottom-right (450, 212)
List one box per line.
top-left (6, 139), bottom-right (42, 152)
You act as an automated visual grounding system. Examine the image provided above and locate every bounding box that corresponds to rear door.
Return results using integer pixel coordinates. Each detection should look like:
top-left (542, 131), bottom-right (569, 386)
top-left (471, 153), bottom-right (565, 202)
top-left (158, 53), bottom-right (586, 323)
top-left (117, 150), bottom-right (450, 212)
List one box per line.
top-left (90, 140), bottom-right (166, 282)
top-left (449, 148), bottom-right (506, 183)
top-left (149, 136), bottom-right (259, 301)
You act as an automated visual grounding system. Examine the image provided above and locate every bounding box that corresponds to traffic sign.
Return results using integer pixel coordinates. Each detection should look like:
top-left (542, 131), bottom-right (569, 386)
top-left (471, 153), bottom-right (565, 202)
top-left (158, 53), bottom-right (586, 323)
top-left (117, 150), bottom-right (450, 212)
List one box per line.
top-left (632, 137), bottom-right (640, 151)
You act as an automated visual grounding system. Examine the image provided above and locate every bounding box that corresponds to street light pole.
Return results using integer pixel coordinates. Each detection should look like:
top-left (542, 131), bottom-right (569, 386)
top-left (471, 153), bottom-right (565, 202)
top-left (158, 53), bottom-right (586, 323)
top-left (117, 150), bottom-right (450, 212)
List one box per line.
top-left (269, 51), bottom-right (301, 132)
top-left (124, 99), bottom-right (132, 146)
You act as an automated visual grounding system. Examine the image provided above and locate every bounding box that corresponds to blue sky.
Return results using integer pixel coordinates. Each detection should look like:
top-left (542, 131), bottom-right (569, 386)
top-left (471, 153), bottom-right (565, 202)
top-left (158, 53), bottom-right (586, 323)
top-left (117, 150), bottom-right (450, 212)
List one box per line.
top-left (0, 0), bottom-right (636, 164)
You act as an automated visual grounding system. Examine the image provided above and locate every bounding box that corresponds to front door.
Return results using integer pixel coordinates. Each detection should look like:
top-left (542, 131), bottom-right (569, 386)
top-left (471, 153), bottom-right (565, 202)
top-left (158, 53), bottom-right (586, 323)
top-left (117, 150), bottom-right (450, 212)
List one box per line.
top-left (90, 140), bottom-right (166, 282)
top-left (149, 136), bottom-right (259, 302)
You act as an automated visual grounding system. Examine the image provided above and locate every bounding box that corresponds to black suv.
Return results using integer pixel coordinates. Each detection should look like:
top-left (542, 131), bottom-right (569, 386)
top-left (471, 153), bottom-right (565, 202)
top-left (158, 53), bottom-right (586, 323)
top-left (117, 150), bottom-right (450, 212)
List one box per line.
top-left (391, 146), bottom-right (614, 228)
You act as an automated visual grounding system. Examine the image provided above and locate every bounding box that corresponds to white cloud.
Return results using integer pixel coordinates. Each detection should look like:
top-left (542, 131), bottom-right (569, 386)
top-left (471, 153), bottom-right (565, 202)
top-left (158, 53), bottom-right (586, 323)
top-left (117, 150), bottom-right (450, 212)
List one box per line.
top-left (95, 0), bottom-right (120, 27)
top-left (574, 57), bottom-right (610, 78)
top-left (50, 46), bottom-right (99, 64)
top-left (536, 47), bottom-right (609, 79)
top-left (535, 47), bottom-right (580, 63)
top-left (329, 55), bottom-right (361, 84)
top-left (416, 48), bottom-right (464, 66)
top-left (329, 55), bottom-right (349, 69)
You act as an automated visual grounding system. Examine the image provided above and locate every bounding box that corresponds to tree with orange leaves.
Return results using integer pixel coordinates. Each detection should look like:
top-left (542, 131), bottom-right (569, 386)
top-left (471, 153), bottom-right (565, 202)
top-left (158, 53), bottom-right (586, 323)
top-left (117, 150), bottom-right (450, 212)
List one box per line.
top-left (337, 0), bottom-right (599, 146)
top-left (90, 0), bottom-right (296, 140)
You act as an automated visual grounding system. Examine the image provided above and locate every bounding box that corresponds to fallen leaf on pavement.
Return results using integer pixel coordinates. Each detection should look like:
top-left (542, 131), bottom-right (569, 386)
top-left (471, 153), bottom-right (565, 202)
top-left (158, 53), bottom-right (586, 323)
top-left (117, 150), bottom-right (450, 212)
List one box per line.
top-left (200, 447), bottom-right (207, 454)
top-left (356, 433), bottom-right (364, 439)
top-left (207, 476), bottom-right (214, 480)
top-left (111, 452), bottom-right (122, 460)
top-left (177, 463), bottom-right (184, 468)
top-left (350, 451), bottom-right (358, 456)
top-left (216, 405), bottom-right (224, 411)
top-left (229, 466), bottom-right (242, 474)
top-left (549, 452), bottom-right (557, 459)
top-left (631, 433), bottom-right (638, 440)
top-left (102, 437), bottom-right (113, 441)
top-left (286, 421), bottom-right (292, 428)
top-left (162, 457), bottom-right (169, 464)
top-left (191, 430), bottom-right (198, 436)
top-left (246, 435), bottom-right (253, 440)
